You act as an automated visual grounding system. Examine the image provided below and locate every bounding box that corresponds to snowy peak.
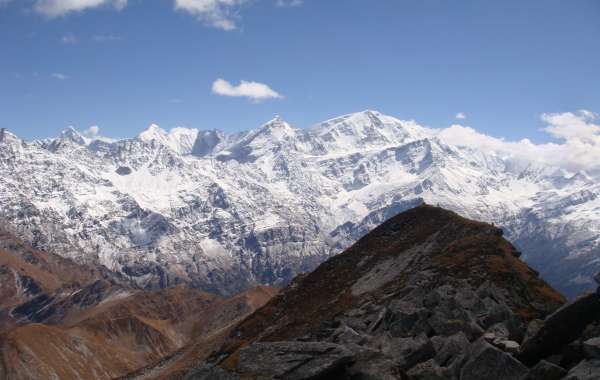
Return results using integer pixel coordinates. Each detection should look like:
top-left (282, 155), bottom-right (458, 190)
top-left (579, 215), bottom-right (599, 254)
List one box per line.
top-left (167, 127), bottom-right (199, 155)
top-left (0, 128), bottom-right (19, 144)
top-left (2, 109), bottom-right (600, 300)
top-left (138, 124), bottom-right (198, 154)
top-left (60, 127), bottom-right (88, 145)
top-left (309, 110), bottom-right (431, 154)
top-left (256, 115), bottom-right (296, 140)
top-left (138, 124), bottom-right (168, 143)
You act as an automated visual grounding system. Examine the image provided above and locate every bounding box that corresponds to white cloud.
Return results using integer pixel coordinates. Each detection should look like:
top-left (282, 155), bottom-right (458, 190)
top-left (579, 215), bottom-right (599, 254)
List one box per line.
top-left (541, 110), bottom-right (600, 144)
top-left (51, 72), bottom-right (68, 80)
top-left (34, 0), bottom-right (127, 18)
top-left (81, 125), bottom-right (116, 142)
top-left (438, 109), bottom-right (600, 174)
top-left (169, 98), bottom-right (184, 104)
top-left (85, 125), bottom-right (100, 136)
top-left (212, 78), bottom-right (283, 102)
top-left (174, 0), bottom-right (244, 30)
top-left (60, 34), bottom-right (79, 44)
top-left (455, 112), bottom-right (466, 120)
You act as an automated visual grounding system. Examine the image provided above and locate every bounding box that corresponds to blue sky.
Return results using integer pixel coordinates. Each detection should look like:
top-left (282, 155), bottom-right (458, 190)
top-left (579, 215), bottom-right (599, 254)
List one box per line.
top-left (1, 0), bottom-right (599, 142)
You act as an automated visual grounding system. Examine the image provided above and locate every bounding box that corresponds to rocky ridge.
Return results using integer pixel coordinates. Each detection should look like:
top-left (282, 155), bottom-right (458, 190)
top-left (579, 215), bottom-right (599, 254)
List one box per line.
top-left (182, 206), bottom-right (600, 380)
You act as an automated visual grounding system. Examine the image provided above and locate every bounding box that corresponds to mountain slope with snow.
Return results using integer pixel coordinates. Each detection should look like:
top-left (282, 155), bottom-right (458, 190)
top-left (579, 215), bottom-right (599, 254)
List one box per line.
top-left (0, 111), bottom-right (598, 297)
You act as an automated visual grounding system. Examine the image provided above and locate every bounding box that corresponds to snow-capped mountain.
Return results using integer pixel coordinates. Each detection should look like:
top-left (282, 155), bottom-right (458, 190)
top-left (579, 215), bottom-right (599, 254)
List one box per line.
top-left (1, 111), bottom-right (598, 297)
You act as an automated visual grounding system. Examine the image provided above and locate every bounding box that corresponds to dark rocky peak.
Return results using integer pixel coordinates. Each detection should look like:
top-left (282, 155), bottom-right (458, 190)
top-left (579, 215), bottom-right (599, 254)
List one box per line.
top-left (184, 205), bottom-right (576, 380)
top-left (192, 129), bottom-right (224, 157)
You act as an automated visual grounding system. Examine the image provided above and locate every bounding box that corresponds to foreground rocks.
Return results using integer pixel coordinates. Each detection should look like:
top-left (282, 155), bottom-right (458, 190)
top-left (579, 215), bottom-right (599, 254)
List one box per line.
top-left (178, 206), bottom-right (600, 380)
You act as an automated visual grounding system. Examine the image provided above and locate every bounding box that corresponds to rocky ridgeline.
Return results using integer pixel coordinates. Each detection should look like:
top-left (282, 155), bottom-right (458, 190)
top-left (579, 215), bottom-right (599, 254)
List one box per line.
top-left (182, 206), bottom-right (600, 380)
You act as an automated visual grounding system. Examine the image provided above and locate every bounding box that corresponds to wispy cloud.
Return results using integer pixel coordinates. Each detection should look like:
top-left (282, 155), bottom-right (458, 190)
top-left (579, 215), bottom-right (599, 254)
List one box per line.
top-left (92, 34), bottom-right (121, 42)
top-left (212, 78), bottom-right (283, 102)
top-left (34, 0), bottom-right (127, 18)
top-left (60, 34), bottom-right (79, 44)
top-left (169, 98), bottom-right (184, 104)
top-left (275, 0), bottom-right (302, 7)
top-left (455, 112), bottom-right (466, 120)
top-left (10, 0), bottom-right (302, 30)
top-left (174, 0), bottom-right (245, 30)
top-left (51, 72), bottom-right (68, 80)
top-left (438, 109), bottom-right (600, 173)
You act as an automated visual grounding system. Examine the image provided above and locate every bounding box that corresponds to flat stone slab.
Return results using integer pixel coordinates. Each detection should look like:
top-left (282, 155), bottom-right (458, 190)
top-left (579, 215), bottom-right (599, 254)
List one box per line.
top-left (237, 341), bottom-right (353, 380)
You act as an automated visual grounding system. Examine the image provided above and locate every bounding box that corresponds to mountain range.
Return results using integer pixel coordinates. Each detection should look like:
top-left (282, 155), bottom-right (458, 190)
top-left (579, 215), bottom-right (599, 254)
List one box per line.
top-left (1, 110), bottom-right (599, 297)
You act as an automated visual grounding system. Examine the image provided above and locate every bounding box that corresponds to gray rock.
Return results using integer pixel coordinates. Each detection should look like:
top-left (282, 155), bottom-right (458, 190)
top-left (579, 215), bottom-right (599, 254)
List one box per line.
top-left (346, 354), bottom-right (405, 380)
top-left (521, 319), bottom-right (544, 347)
top-left (584, 337), bottom-right (600, 359)
top-left (481, 302), bottom-right (514, 329)
top-left (564, 359), bottom-right (600, 380)
top-left (380, 333), bottom-right (435, 370)
top-left (460, 340), bottom-right (528, 380)
top-left (236, 341), bottom-right (353, 380)
top-left (334, 324), bottom-right (366, 345)
top-left (518, 293), bottom-right (600, 366)
top-left (184, 365), bottom-right (241, 380)
top-left (406, 359), bottom-right (445, 380)
top-left (522, 360), bottom-right (567, 380)
top-left (498, 340), bottom-right (520, 354)
top-left (434, 332), bottom-right (469, 367)
top-left (385, 301), bottom-right (431, 337)
top-left (484, 323), bottom-right (510, 343)
top-left (594, 272), bottom-right (600, 286)
top-left (427, 312), bottom-right (470, 337)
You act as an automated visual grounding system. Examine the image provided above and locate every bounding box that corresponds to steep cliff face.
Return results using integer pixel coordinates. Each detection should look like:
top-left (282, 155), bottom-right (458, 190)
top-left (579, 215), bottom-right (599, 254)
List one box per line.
top-left (183, 205), bottom-right (588, 380)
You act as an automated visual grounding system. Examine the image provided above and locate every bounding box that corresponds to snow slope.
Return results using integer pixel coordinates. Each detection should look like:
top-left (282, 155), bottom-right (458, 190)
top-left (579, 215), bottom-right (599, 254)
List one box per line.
top-left (0, 112), bottom-right (598, 297)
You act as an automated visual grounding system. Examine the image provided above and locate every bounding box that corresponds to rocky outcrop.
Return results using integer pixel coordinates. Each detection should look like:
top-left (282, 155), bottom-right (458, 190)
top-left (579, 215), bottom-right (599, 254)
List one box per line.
top-left (182, 206), bottom-right (576, 380)
top-left (518, 292), bottom-right (600, 365)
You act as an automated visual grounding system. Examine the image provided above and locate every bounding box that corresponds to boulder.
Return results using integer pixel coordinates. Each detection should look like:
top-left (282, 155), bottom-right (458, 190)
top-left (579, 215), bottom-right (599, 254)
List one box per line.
top-left (522, 360), bottom-right (567, 380)
top-left (380, 333), bottom-right (435, 370)
top-left (334, 324), bottom-right (366, 345)
top-left (518, 293), bottom-right (600, 365)
top-left (584, 337), bottom-right (600, 359)
top-left (434, 332), bottom-right (469, 367)
top-left (385, 301), bottom-right (432, 337)
top-left (564, 359), bottom-right (600, 380)
top-left (406, 359), bottom-right (445, 380)
top-left (460, 340), bottom-right (528, 380)
top-left (347, 355), bottom-right (406, 380)
top-left (236, 341), bottom-right (353, 380)
top-left (498, 340), bottom-right (520, 354)
top-left (432, 332), bottom-right (470, 378)
top-left (184, 365), bottom-right (242, 380)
